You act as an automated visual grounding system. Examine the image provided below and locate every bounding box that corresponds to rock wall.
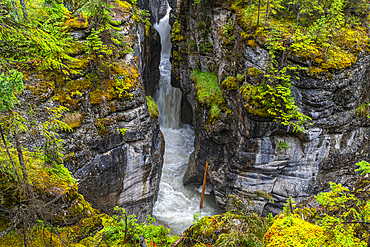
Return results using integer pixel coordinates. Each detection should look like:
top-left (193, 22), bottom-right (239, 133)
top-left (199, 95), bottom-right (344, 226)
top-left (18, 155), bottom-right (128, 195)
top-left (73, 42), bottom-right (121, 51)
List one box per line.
top-left (170, 0), bottom-right (370, 214)
top-left (19, 1), bottom-right (164, 222)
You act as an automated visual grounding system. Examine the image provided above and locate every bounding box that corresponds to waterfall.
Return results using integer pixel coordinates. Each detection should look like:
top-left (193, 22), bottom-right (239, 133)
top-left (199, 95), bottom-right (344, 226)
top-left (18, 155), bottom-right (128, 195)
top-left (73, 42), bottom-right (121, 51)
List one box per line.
top-left (152, 3), bottom-right (220, 235)
top-left (155, 6), bottom-right (182, 129)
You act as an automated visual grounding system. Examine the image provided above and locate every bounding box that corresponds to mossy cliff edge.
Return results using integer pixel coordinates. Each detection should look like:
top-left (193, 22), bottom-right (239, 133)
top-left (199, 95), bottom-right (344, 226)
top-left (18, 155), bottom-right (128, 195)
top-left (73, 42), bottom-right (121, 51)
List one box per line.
top-left (169, 0), bottom-right (370, 214)
top-left (0, 0), bottom-right (164, 223)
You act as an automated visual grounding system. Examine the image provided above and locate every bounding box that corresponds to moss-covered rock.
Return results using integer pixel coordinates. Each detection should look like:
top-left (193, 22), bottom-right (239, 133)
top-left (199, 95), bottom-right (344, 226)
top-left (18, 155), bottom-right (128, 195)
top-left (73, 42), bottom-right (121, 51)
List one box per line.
top-left (176, 211), bottom-right (268, 247)
top-left (222, 76), bottom-right (239, 90)
top-left (264, 215), bottom-right (324, 246)
top-left (191, 69), bottom-right (226, 122)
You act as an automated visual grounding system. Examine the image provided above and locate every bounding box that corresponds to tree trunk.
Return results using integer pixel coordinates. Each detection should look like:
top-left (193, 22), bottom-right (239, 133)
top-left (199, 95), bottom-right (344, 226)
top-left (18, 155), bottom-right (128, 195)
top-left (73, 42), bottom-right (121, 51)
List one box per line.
top-left (0, 125), bottom-right (21, 184)
top-left (10, 0), bottom-right (20, 21)
top-left (264, 0), bottom-right (270, 28)
top-left (257, 0), bottom-right (261, 27)
top-left (15, 133), bottom-right (36, 204)
top-left (19, 0), bottom-right (28, 22)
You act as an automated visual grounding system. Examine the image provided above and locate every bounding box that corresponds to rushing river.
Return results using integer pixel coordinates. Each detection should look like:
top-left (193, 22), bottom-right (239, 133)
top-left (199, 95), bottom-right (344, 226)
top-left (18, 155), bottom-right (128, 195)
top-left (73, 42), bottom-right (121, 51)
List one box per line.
top-left (152, 3), bottom-right (220, 235)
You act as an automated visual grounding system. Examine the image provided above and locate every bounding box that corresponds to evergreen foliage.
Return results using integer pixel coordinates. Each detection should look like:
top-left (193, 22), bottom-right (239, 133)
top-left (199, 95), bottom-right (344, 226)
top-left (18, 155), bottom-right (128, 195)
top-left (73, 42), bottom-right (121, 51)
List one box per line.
top-left (103, 207), bottom-right (176, 246)
top-left (0, 1), bottom-right (76, 72)
top-left (0, 70), bottom-right (23, 113)
top-left (265, 160), bottom-right (370, 246)
top-left (232, 0), bottom-right (369, 73)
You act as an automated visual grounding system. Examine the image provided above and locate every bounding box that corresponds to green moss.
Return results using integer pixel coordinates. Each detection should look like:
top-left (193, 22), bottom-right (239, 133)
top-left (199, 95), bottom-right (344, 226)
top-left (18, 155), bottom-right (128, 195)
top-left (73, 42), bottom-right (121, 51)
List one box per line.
top-left (236, 73), bottom-right (245, 83)
top-left (146, 96), bottom-right (159, 118)
top-left (68, 55), bottom-right (90, 73)
top-left (89, 63), bottom-right (138, 105)
top-left (222, 76), bottom-right (239, 90)
top-left (191, 69), bottom-right (226, 121)
top-left (90, 89), bottom-right (103, 105)
top-left (94, 118), bottom-right (112, 136)
top-left (356, 101), bottom-right (370, 118)
top-left (247, 67), bottom-right (263, 77)
top-left (264, 215), bottom-right (324, 246)
top-left (52, 77), bottom-right (93, 109)
top-left (63, 15), bottom-right (88, 31)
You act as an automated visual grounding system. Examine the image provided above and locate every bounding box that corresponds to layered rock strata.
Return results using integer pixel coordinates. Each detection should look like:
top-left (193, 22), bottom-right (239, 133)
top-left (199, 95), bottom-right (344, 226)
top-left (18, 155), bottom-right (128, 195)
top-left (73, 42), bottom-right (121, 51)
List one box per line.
top-left (170, 0), bottom-right (370, 214)
top-left (18, 1), bottom-right (164, 222)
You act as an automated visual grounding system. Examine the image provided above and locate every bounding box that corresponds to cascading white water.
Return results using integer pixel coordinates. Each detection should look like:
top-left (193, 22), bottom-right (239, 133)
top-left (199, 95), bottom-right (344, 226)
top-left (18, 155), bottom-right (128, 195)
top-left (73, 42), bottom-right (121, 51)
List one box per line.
top-left (152, 3), bottom-right (220, 235)
top-left (155, 5), bottom-right (182, 129)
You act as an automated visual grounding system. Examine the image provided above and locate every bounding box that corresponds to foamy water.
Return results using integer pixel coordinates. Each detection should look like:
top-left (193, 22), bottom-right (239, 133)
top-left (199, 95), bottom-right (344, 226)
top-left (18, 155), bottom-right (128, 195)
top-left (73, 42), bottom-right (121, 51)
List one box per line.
top-left (152, 3), bottom-right (220, 235)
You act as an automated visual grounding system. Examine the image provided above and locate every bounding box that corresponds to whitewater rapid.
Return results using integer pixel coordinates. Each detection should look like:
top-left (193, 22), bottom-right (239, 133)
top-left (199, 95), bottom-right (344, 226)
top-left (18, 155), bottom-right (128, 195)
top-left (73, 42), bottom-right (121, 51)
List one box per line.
top-left (152, 3), bottom-right (220, 235)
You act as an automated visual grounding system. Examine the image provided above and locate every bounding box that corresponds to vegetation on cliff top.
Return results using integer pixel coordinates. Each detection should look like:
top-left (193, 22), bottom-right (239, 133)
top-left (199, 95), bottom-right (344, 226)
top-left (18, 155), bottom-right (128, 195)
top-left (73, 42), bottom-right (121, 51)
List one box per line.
top-left (231, 0), bottom-right (370, 74)
top-left (0, 0), bottom-right (166, 246)
top-left (184, 0), bottom-right (370, 131)
top-left (0, 0), bottom-right (148, 112)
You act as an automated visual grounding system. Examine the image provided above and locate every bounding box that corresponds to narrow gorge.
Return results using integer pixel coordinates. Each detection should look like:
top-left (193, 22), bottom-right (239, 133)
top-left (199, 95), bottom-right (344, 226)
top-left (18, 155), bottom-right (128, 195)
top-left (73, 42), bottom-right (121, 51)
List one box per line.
top-left (151, 3), bottom-right (220, 234)
top-left (2, 0), bottom-right (370, 245)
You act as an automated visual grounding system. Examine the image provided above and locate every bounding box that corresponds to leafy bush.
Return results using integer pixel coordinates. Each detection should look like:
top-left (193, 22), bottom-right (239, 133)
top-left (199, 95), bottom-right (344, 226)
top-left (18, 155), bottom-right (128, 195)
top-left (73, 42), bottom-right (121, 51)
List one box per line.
top-left (265, 160), bottom-right (370, 246)
top-left (0, 70), bottom-right (23, 113)
top-left (104, 207), bottom-right (176, 246)
top-left (278, 141), bottom-right (291, 150)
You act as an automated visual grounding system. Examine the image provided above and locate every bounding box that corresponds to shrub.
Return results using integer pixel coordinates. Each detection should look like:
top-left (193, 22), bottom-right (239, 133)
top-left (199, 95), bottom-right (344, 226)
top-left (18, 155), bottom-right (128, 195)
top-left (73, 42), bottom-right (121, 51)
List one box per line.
top-left (104, 207), bottom-right (176, 246)
top-left (265, 161), bottom-right (370, 246)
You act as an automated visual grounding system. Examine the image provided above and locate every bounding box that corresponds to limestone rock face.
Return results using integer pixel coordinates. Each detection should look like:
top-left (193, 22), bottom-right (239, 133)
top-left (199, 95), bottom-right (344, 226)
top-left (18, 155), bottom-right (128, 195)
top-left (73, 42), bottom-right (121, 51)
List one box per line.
top-left (19, 2), bottom-right (163, 222)
top-left (169, 0), bottom-right (370, 214)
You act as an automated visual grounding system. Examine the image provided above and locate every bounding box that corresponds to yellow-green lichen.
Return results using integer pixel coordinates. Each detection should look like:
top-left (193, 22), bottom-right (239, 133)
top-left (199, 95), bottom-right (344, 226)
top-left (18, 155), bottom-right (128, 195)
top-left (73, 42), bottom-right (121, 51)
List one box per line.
top-left (222, 76), bottom-right (239, 90)
top-left (63, 112), bottom-right (84, 129)
top-left (247, 67), bottom-right (263, 77)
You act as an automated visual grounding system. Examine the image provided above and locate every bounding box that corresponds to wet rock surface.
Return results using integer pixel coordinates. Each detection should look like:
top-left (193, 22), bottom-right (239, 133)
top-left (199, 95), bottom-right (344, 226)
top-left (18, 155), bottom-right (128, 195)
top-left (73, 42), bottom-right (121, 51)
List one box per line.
top-left (169, 0), bottom-right (370, 214)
